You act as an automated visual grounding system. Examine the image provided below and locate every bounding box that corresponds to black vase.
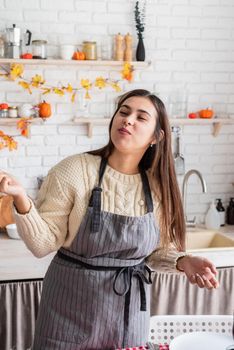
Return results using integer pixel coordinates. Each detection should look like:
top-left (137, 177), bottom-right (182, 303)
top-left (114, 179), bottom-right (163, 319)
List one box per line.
top-left (136, 37), bottom-right (145, 61)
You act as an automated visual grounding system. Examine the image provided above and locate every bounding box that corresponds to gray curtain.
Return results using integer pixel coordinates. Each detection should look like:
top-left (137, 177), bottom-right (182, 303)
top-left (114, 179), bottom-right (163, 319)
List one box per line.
top-left (0, 268), bottom-right (233, 350)
top-left (150, 267), bottom-right (234, 315)
top-left (0, 280), bottom-right (43, 350)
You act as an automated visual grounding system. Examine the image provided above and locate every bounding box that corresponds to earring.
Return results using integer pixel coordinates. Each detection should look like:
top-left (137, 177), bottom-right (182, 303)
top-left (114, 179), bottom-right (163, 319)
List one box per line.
top-left (150, 143), bottom-right (153, 147)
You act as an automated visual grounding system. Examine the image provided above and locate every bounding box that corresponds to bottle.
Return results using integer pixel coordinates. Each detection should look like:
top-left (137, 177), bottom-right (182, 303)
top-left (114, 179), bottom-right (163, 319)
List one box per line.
top-left (227, 198), bottom-right (234, 225)
top-left (205, 201), bottom-right (220, 230)
top-left (114, 33), bottom-right (124, 61)
top-left (216, 199), bottom-right (225, 226)
top-left (0, 35), bottom-right (5, 58)
top-left (124, 33), bottom-right (133, 61)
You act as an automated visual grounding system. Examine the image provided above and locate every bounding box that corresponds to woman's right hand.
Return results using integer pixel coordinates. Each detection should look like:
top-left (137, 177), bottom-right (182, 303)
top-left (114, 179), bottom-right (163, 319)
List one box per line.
top-left (0, 171), bottom-right (25, 197)
top-left (0, 171), bottom-right (31, 214)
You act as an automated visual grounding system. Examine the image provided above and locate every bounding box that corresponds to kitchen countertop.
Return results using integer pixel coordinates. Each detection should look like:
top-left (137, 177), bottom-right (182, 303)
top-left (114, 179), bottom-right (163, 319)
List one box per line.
top-left (0, 232), bottom-right (55, 281)
top-left (0, 225), bottom-right (234, 281)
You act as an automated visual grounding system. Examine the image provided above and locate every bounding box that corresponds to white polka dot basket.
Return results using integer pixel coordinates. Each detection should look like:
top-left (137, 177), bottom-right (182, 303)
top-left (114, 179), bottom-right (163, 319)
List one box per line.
top-left (149, 314), bottom-right (233, 345)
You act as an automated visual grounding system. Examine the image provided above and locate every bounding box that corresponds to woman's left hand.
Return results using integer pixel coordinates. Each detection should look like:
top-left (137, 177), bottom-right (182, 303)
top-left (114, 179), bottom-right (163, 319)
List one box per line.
top-left (177, 255), bottom-right (219, 289)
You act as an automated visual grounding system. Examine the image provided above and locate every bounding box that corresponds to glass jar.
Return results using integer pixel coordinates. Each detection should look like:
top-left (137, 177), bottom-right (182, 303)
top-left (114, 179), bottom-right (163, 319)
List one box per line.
top-left (8, 106), bottom-right (18, 118)
top-left (0, 109), bottom-right (9, 118)
top-left (101, 37), bottom-right (112, 60)
top-left (82, 41), bottom-right (97, 60)
top-left (32, 40), bottom-right (47, 59)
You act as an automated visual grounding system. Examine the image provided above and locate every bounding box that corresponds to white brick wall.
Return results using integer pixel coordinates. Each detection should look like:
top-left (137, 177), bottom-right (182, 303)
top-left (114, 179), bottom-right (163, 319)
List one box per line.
top-left (0, 0), bottom-right (234, 223)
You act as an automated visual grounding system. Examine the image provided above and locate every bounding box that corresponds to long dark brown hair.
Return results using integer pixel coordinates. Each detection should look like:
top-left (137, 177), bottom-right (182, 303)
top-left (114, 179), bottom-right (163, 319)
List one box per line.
top-left (89, 89), bottom-right (185, 251)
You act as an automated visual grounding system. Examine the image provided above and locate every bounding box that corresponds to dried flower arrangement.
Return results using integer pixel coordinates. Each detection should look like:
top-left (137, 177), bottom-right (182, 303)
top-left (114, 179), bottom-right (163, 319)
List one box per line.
top-left (134, 0), bottom-right (146, 39)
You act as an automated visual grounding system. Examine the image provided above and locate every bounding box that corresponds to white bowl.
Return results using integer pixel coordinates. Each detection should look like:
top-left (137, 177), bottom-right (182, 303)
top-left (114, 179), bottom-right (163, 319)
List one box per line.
top-left (170, 331), bottom-right (233, 350)
top-left (6, 224), bottom-right (21, 240)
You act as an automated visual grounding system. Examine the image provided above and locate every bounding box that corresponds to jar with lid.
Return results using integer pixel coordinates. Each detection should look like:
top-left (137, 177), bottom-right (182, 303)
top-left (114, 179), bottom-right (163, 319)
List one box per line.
top-left (82, 41), bottom-right (97, 60)
top-left (0, 109), bottom-right (9, 118)
top-left (8, 106), bottom-right (18, 118)
top-left (32, 40), bottom-right (47, 59)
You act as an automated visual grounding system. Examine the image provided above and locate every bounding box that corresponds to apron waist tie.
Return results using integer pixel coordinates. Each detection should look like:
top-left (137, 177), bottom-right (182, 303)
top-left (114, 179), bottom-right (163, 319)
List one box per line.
top-left (57, 251), bottom-right (152, 346)
top-left (113, 263), bottom-right (152, 343)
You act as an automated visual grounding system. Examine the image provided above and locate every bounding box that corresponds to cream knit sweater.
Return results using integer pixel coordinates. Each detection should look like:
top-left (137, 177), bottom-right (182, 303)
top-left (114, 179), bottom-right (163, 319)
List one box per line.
top-left (13, 153), bottom-right (183, 272)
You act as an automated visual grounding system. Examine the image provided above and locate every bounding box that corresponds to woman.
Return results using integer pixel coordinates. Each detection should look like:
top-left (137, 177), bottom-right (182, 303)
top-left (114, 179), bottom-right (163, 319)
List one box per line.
top-left (0, 89), bottom-right (218, 350)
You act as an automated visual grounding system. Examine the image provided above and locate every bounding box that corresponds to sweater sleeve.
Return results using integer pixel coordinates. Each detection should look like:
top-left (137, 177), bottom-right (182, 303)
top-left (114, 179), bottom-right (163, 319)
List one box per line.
top-left (13, 169), bottom-right (73, 258)
top-left (146, 244), bottom-right (185, 273)
top-left (146, 195), bottom-right (186, 273)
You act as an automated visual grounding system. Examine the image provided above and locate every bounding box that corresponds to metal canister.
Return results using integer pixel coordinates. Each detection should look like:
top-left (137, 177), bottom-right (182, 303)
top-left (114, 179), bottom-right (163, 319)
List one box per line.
top-left (82, 41), bottom-right (97, 60)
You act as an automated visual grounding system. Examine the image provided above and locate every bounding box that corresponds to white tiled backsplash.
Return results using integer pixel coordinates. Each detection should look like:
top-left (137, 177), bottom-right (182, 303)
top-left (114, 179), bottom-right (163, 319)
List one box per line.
top-left (0, 0), bottom-right (234, 223)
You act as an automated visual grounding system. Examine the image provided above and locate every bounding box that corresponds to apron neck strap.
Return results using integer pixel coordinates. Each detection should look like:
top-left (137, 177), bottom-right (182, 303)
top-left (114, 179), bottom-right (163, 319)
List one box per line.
top-left (97, 157), bottom-right (108, 187)
top-left (89, 157), bottom-right (107, 232)
top-left (140, 168), bottom-right (154, 213)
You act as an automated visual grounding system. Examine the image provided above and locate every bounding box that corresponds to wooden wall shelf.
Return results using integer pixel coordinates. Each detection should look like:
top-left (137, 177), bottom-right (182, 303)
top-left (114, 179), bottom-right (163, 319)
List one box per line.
top-left (0, 118), bottom-right (43, 138)
top-left (0, 118), bottom-right (42, 125)
top-left (73, 117), bottom-right (233, 137)
top-left (170, 118), bottom-right (233, 137)
top-left (0, 58), bottom-right (150, 68)
top-left (1, 117), bottom-right (232, 138)
top-left (73, 117), bottom-right (110, 137)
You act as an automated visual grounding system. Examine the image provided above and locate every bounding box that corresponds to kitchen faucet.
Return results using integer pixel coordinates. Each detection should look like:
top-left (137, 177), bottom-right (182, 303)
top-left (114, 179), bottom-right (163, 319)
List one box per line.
top-left (182, 169), bottom-right (207, 227)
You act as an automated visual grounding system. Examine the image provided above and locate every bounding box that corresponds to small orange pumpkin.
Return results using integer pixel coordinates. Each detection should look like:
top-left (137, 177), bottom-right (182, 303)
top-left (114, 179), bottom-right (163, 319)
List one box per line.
top-left (38, 101), bottom-right (52, 119)
top-left (72, 51), bottom-right (86, 60)
top-left (199, 108), bottom-right (214, 119)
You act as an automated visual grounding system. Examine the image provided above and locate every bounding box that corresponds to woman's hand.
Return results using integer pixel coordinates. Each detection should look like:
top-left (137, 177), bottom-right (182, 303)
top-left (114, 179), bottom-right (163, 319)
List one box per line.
top-left (0, 171), bottom-right (25, 197)
top-left (0, 171), bottom-right (31, 214)
top-left (177, 255), bottom-right (219, 289)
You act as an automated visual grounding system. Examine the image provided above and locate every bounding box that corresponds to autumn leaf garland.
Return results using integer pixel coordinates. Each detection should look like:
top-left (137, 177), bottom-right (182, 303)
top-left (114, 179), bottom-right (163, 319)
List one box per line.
top-left (0, 131), bottom-right (17, 151)
top-left (0, 62), bottom-right (134, 101)
top-left (0, 62), bottom-right (134, 151)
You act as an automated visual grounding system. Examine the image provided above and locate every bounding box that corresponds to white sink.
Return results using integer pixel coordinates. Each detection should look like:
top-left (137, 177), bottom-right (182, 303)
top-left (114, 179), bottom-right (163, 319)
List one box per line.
top-left (186, 229), bottom-right (234, 268)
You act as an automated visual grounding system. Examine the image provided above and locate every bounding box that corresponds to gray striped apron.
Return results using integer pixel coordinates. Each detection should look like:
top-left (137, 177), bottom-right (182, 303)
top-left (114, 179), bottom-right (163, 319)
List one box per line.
top-left (32, 157), bottom-right (160, 350)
